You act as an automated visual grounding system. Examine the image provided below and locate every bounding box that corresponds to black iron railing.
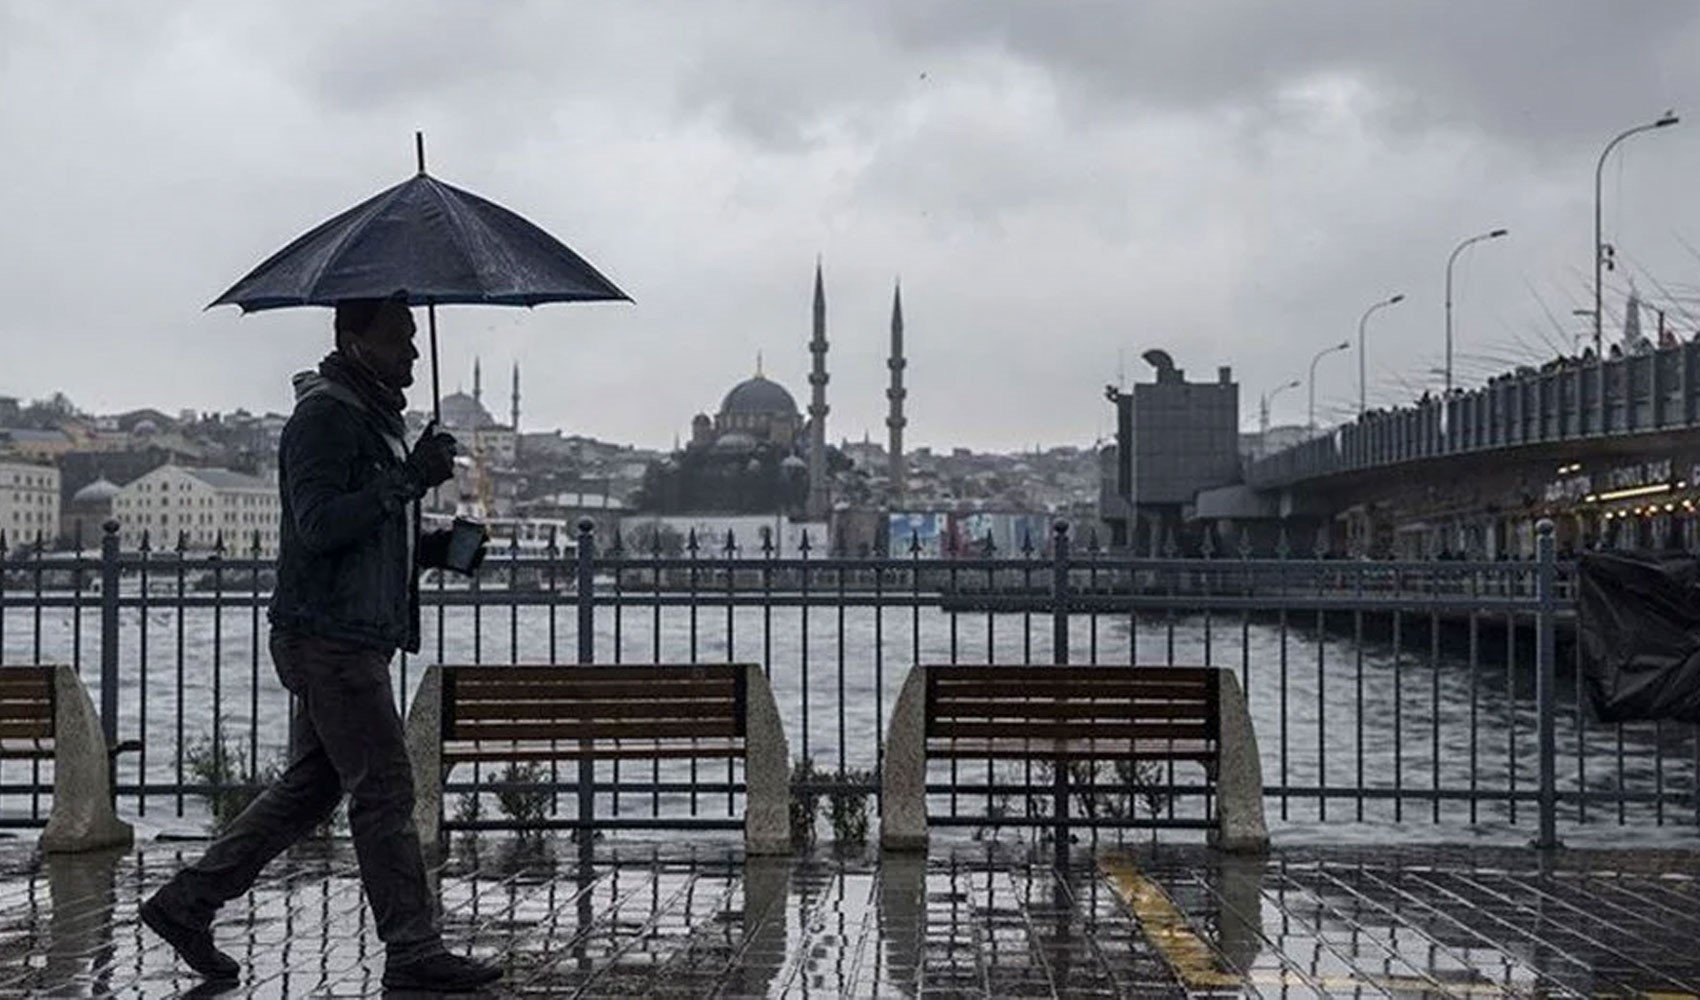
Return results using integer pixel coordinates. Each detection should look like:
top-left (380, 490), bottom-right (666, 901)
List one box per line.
top-left (0, 518), bottom-right (1693, 846)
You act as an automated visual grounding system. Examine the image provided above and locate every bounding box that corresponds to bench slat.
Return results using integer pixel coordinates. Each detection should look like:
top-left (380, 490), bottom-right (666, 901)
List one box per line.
top-left (450, 679), bottom-right (735, 703)
top-left (449, 719), bottom-right (740, 742)
top-left (0, 721), bottom-right (53, 740)
top-left (450, 699), bottom-right (737, 722)
top-left (925, 737), bottom-right (1215, 762)
top-left (927, 664), bottom-right (1215, 681)
top-left (929, 699), bottom-right (1212, 721)
top-left (0, 698), bottom-right (53, 720)
top-left (447, 664), bottom-right (747, 684)
top-left (931, 681), bottom-right (1214, 704)
top-left (929, 720), bottom-right (1213, 742)
top-left (445, 742), bottom-right (745, 764)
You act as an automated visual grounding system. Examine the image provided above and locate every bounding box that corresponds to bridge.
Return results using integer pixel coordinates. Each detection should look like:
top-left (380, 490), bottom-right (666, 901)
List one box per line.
top-left (1227, 342), bottom-right (1700, 558)
top-left (1250, 343), bottom-right (1700, 488)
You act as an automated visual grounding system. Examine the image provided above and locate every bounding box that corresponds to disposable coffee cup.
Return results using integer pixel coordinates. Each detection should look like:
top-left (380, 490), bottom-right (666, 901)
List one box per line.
top-left (445, 517), bottom-right (487, 574)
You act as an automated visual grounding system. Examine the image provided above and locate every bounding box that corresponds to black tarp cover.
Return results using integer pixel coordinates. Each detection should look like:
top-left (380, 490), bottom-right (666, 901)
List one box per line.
top-left (1578, 550), bottom-right (1700, 723)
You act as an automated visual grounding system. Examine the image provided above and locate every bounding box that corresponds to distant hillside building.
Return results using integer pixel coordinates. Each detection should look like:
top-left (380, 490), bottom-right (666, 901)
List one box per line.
top-left (111, 464), bottom-right (280, 557)
top-left (0, 461), bottom-right (61, 546)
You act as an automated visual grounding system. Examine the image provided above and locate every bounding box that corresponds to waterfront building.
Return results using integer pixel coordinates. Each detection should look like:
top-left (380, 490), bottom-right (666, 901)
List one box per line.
top-left (1100, 350), bottom-right (1240, 552)
top-left (111, 464), bottom-right (279, 557)
top-left (0, 460), bottom-right (61, 545)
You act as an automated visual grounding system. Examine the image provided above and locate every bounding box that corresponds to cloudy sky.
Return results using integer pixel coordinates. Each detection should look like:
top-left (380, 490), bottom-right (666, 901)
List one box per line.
top-left (4, 2), bottom-right (1700, 452)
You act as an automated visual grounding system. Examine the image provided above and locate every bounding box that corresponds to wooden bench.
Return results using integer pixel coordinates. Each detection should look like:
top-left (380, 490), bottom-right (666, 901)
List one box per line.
top-left (405, 663), bottom-right (789, 854)
top-left (880, 665), bottom-right (1267, 854)
top-left (0, 664), bottom-right (133, 853)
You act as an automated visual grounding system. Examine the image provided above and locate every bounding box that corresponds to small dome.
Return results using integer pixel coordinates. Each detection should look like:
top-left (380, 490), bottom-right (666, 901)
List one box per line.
top-left (719, 375), bottom-right (798, 417)
top-left (73, 477), bottom-right (121, 504)
top-left (133, 419), bottom-right (159, 436)
top-left (780, 455), bottom-right (807, 470)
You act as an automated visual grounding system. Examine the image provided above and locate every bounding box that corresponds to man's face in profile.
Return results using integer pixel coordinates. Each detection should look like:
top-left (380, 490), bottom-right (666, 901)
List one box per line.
top-left (354, 300), bottom-right (420, 390)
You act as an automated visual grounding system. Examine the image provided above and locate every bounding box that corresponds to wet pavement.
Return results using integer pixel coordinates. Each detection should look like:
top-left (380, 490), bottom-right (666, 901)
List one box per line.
top-left (0, 833), bottom-right (1696, 998)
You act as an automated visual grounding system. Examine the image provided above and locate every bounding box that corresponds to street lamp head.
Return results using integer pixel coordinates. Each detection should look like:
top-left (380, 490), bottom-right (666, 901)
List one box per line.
top-left (1285, 379), bottom-right (1300, 389)
top-left (1656, 112), bottom-right (1680, 128)
top-left (1389, 293), bottom-right (1406, 305)
top-left (1488, 228), bottom-right (1508, 238)
top-left (1335, 340), bottom-right (1350, 351)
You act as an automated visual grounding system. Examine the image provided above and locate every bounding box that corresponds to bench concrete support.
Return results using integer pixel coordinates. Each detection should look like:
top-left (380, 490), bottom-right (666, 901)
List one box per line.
top-left (741, 664), bottom-right (790, 855)
top-left (1211, 669), bottom-right (1269, 854)
top-left (41, 665), bottom-right (132, 854)
top-left (404, 664), bottom-right (445, 854)
top-left (879, 666), bottom-right (929, 851)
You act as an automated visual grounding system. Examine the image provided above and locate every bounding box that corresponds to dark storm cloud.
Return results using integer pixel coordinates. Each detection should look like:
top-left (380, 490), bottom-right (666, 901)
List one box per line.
top-left (3, 2), bottom-right (1700, 449)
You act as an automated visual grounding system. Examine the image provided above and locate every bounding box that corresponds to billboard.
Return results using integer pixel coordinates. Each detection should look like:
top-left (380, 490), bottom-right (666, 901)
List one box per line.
top-left (888, 511), bottom-right (1053, 558)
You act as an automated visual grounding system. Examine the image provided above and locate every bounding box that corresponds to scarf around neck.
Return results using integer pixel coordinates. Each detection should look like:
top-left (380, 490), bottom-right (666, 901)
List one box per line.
top-left (318, 351), bottom-right (407, 440)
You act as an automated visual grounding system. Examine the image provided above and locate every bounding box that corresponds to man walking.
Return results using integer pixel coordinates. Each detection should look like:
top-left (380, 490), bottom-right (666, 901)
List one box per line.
top-left (142, 294), bottom-right (502, 992)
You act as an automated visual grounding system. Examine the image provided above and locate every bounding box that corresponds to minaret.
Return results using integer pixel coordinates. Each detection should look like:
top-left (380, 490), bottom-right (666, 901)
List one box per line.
top-left (510, 362), bottom-right (521, 465)
top-left (805, 259), bottom-right (830, 519)
top-left (886, 281), bottom-right (907, 506)
top-left (473, 357), bottom-right (483, 409)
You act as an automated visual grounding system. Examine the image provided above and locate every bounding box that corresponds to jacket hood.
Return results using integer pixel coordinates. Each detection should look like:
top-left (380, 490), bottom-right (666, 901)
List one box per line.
top-left (292, 370), bottom-right (330, 403)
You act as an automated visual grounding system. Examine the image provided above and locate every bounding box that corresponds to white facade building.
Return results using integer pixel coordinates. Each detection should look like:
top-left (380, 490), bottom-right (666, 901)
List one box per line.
top-left (112, 465), bottom-right (280, 557)
top-left (0, 461), bottom-right (61, 544)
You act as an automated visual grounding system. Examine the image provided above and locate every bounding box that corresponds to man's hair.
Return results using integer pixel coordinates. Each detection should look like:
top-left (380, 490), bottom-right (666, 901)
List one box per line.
top-left (333, 291), bottom-right (409, 349)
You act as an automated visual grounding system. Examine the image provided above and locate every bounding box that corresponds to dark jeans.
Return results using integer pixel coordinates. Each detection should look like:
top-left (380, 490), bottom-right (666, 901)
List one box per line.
top-left (159, 629), bottom-right (441, 964)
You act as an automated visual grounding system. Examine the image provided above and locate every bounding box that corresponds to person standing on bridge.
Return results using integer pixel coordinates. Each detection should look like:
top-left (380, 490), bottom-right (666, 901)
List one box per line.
top-left (140, 295), bottom-right (501, 993)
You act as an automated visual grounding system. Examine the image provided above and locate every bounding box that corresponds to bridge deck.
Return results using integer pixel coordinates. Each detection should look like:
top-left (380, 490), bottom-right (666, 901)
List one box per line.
top-left (0, 835), bottom-right (1695, 998)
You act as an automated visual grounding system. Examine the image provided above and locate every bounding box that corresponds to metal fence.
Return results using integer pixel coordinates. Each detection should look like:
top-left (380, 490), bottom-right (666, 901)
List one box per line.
top-left (1, 518), bottom-right (1695, 846)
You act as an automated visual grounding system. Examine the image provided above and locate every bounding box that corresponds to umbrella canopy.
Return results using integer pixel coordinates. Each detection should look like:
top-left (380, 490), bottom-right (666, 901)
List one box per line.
top-left (210, 172), bottom-right (628, 311)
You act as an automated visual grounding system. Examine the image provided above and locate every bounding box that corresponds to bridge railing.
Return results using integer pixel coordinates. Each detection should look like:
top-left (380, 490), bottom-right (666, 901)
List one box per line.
top-left (1249, 341), bottom-right (1700, 488)
top-left (0, 519), bottom-right (1690, 847)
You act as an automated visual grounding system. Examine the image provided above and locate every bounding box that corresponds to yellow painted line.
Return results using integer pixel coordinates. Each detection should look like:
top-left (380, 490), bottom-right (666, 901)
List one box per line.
top-left (1098, 853), bottom-right (1245, 991)
top-left (1099, 853), bottom-right (1522, 997)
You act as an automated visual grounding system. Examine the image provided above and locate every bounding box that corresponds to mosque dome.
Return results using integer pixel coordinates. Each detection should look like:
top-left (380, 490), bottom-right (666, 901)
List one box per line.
top-left (719, 374), bottom-right (798, 418)
top-left (440, 391), bottom-right (496, 430)
top-left (133, 419), bottom-right (159, 437)
top-left (73, 477), bottom-right (121, 505)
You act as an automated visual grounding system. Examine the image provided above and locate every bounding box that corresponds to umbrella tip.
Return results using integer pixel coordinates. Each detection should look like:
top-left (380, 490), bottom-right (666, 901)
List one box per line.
top-left (415, 131), bottom-right (426, 174)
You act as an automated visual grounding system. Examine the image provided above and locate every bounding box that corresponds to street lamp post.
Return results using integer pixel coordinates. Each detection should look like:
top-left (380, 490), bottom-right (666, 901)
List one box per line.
top-left (1594, 112), bottom-right (1679, 357)
top-left (1445, 229), bottom-right (1507, 396)
top-left (1260, 378), bottom-right (1301, 443)
top-left (1309, 340), bottom-right (1351, 433)
top-left (1357, 293), bottom-right (1406, 417)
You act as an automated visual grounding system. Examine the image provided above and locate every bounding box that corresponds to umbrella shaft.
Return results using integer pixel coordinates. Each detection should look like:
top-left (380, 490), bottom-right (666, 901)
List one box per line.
top-left (429, 302), bottom-right (441, 425)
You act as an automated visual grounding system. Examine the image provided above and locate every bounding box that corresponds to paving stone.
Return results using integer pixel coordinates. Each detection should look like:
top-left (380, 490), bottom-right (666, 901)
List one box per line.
top-left (0, 836), bottom-right (1694, 996)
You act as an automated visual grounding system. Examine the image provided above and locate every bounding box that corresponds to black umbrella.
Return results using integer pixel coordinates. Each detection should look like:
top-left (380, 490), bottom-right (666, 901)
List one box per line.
top-left (211, 133), bottom-right (629, 420)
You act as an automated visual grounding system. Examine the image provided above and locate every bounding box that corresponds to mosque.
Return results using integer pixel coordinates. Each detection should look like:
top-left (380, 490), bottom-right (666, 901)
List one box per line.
top-left (638, 262), bottom-right (909, 517)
